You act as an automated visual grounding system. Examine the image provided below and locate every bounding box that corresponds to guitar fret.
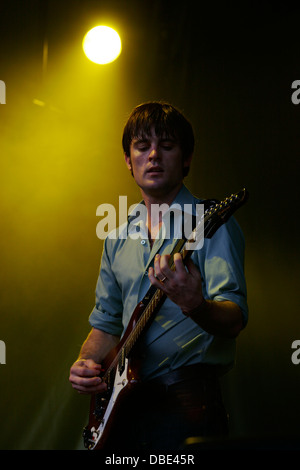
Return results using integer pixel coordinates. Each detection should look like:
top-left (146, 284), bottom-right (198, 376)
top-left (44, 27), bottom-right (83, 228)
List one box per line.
top-left (125, 288), bottom-right (164, 355)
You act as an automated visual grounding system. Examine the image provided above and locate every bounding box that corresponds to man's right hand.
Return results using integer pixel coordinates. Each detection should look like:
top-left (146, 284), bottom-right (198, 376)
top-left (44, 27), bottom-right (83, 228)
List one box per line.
top-left (69, 358), bottom-right (107, 394)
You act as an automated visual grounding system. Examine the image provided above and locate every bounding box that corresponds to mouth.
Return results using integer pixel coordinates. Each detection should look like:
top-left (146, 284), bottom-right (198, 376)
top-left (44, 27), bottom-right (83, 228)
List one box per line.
top-left (146, 166), bottom-right (164, 174)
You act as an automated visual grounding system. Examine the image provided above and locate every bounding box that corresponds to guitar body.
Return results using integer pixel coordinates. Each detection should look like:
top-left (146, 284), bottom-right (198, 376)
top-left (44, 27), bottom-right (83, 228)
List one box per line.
top-left (82, 188), bottom-right (249, 450)
top-left (84, 357), bottom-right (136, 450)
top-left (83, 300), bottom-right (151, 450)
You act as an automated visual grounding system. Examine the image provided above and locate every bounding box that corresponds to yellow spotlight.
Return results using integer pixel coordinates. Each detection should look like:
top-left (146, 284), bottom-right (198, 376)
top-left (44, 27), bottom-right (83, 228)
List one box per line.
top-left (82, 25), bottom-right (122, 64)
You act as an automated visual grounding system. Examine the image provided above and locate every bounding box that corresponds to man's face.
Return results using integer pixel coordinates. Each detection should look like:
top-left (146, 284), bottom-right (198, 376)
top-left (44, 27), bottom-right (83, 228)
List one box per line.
top-left (125, 128), bottom-right (191, 199)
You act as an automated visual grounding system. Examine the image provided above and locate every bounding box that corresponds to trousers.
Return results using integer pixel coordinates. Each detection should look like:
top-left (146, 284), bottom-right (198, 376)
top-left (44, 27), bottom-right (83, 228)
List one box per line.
top-left (103, 363), bottom-right (229, 451)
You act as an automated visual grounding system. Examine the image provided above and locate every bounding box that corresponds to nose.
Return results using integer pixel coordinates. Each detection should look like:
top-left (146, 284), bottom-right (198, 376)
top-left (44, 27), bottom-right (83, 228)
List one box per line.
top-left (149, 145), bottom-right (159, 161)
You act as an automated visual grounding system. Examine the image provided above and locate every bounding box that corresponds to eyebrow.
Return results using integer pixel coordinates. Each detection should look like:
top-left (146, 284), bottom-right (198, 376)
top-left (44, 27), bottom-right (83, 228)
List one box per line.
top-left (132, 135), bottom-right (177, 144)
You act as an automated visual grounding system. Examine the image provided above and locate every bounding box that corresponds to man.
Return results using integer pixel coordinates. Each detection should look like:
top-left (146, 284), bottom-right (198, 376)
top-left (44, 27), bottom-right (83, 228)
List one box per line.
top-left (69, 102), bottom-right (248, 450)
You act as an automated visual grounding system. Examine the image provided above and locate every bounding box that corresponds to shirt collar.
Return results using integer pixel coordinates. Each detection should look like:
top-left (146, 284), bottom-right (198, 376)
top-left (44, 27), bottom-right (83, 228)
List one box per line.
top-left (168, 184), bottom-right (198, 215)
top-left (127, 184), bottom-right (201, 240)
top-left (127, 184), bottom-right (198, 223)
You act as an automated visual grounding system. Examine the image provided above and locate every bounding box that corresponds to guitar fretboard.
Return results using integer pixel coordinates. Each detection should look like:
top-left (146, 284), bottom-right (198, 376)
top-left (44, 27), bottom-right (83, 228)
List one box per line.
top-left (101, 240), bottom-right (188, 386)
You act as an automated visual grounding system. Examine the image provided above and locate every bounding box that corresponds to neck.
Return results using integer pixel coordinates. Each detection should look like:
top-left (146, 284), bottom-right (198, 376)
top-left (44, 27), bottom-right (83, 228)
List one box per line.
top-left (141, 183), bottom-right (183, 211)
top-left (140, 183), bottom-right (183, 244)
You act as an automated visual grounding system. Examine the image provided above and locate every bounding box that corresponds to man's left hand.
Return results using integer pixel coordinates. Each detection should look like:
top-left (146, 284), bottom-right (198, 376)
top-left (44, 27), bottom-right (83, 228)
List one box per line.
top-left (148, 253), bottom-right (204, 312)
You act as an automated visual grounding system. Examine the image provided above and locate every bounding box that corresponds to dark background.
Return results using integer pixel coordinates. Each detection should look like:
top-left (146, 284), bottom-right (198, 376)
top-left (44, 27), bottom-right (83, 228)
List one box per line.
top-left (0, 0), bottom-right (299, 450)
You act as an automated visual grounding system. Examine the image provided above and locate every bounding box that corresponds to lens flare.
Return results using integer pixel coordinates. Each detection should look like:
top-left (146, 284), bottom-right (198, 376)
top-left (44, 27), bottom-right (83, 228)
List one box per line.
top-left (82, 26), bottom-right (122, 64)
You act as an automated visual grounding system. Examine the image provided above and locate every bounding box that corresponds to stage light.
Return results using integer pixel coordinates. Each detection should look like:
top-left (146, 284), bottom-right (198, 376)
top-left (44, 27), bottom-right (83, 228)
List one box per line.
top-left (82, 26), bottom-right (122, 64)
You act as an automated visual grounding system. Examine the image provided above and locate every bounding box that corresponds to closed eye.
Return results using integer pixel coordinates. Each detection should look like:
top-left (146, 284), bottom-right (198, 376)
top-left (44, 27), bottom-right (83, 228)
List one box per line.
top-left (160, 140), bottom-right (176, 150)
top-left (133, 140), bottom-right (150, 151)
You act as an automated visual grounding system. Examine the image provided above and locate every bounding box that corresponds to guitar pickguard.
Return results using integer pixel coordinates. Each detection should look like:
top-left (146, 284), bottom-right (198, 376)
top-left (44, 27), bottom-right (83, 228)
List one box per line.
top-left (83, 359), bottom-right (130, 450)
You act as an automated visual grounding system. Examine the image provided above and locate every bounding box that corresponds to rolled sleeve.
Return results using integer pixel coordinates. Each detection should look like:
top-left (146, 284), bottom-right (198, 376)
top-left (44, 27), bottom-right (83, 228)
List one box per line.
top-left (89, 238), bottom-right (124, 336)
top-left (196, 216), bottom-right (248, 328)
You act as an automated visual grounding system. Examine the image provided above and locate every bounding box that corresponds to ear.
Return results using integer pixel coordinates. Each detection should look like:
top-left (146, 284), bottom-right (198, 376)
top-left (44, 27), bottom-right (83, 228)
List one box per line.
top-left (183, 152), bottom-right (193, 173)
top-left (124, 152), bottom-right (132, 171)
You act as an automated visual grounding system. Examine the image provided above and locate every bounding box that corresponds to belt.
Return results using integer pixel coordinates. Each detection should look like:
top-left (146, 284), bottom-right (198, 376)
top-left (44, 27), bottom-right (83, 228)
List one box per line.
top-left (144, 363), bottom-right (223, 388)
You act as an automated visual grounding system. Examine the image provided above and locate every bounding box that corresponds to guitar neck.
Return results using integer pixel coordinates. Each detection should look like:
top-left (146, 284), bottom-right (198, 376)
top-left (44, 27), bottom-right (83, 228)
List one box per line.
top-left (101, 238), bottom-right (190, 384)
top-left (120, 238), bottom-right (191, 358)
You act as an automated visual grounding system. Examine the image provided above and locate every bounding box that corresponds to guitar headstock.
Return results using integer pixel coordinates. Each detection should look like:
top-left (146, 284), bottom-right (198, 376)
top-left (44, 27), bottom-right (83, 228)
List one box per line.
top-left (185, 188), bottom-right (249, 250)
top-left (204, 187), bottom-right (249, 239)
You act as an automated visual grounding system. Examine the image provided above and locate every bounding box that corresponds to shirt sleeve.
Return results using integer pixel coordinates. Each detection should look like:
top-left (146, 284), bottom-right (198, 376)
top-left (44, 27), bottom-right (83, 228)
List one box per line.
top-left (89, 238), bottom-right (124, 337)
top-left (194, 216), bottom-right (248, 328)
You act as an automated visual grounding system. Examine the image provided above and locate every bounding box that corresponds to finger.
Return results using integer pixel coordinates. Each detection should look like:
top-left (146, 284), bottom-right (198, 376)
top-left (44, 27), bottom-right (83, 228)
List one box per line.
top-left (80, 367), bottom-right (102, 378)
top-left (148, 266), bottom-right (165, 288)
top-left (153, 254), bottom-right (164, 280)
top-left (173, 253), bottom-right (188, 275)
top-left (185, 258), bottom-right (202, 279)
top-left (70, 374), bottom-right (107, 392)
top-left (73, 381), bottom-right (107, 395)
top-left (72, 363), bottom-right (102, 378)
top-left (159, 254), bottom-right (173, 276)
top-left (77, 358), bottom-right (102, 371)
top-left (75, 375), bottom-right (103, 387)
top-left (155, 254), bottom-right (173, 280)
top-left (148, 267), bottom-right (171, 295)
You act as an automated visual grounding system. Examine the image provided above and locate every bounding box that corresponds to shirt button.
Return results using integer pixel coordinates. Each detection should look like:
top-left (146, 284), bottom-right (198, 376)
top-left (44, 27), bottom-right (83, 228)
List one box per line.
top-left (141, 240), bottom-right (146, 245)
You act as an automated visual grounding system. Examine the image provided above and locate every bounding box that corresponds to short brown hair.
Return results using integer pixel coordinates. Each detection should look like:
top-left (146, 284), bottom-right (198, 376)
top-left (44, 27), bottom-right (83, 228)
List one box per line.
top-left (122, 102), bottom-right (194, 177)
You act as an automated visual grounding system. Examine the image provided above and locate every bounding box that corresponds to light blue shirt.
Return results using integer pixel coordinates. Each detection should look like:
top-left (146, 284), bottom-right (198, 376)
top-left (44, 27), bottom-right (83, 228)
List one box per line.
top-left (89, 185), bottom-right (248, 380)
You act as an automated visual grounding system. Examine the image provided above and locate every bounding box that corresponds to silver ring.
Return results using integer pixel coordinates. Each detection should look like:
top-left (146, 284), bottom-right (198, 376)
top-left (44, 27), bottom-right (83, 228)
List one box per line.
top-left (160, 276), bottom-right (167, 283)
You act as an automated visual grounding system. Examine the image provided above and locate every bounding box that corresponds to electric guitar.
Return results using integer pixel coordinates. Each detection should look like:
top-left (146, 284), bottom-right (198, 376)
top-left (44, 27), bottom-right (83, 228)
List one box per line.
top-left (83, 187), bottom-right (249, 450)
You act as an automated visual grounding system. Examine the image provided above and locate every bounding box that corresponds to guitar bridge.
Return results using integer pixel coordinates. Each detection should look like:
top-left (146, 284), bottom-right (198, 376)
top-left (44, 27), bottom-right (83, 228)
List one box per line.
top-left (83, 426), bottom-right (99, 450)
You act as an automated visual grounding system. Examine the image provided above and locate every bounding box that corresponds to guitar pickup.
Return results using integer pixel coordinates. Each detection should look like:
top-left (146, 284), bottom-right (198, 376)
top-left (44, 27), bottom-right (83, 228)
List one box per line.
top-left (118, 347), bottom-right (126, 375)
